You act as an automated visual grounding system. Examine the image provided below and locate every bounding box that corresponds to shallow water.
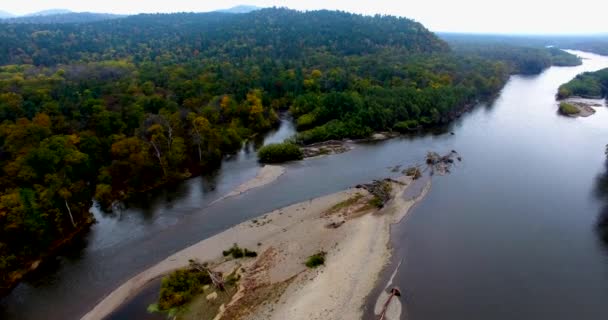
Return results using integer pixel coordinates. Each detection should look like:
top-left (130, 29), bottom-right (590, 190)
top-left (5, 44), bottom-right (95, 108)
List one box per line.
top-left (2, 51), bottom-right (608, 320)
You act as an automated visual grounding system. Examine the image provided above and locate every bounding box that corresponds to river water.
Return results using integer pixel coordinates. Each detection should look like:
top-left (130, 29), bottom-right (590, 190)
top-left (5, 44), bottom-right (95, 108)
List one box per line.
top-left (1, 51), bottom-right (607, 320)
top-left (364, 51), bottom-right (608, 320)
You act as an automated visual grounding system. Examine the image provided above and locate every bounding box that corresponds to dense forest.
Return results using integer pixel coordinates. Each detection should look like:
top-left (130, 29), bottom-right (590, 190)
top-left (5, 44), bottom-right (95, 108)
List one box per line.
top-left (0, 8), bottom-right (582, 294)
top-left (440, 33), bottom-right (608, 57)
top-left (557, 68), bottom-right (608, 99)
top-left (440, 34), bottom-right (582, 74)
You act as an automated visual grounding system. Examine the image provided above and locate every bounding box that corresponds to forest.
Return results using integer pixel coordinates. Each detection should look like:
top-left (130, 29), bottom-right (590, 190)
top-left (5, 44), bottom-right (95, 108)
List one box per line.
top-left (440, 34), bottom-right (583, 74)
top-left (0, 8), bottom-right (583, 294)
top-left (557, 68), bottom-right (608, 99)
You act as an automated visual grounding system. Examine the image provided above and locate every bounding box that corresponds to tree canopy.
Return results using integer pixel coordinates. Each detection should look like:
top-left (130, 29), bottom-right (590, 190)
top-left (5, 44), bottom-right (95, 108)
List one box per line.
top-left (558, 68), bottom-right (608, 99)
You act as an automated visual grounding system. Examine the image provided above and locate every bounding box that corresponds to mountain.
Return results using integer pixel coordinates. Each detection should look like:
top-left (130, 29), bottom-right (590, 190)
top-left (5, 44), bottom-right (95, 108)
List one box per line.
top-left (217, 5), bottom-right (262, 14)
top-left (0, 10), bottom-right (14, 19)
top-left (24, 9), bottom-right (72, 16)
top-left (1, 12), bottom-right (126, 24)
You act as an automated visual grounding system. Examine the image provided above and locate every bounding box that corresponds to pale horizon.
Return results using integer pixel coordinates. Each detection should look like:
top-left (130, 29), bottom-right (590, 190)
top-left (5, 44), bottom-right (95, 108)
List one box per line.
top-left (1, 1), bottom-right (607, 35)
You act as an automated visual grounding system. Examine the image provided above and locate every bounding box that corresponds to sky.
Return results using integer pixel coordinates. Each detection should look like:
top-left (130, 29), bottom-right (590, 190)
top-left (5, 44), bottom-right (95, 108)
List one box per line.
top-left (1, 0), bottom-right (606, 35)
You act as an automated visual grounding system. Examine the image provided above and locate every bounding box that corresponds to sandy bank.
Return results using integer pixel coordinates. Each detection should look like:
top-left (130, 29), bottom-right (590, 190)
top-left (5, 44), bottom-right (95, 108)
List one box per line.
top-left (211, 165), bottom-right (285, 204)
top-left (560, 97), bottom-right (605, 117)
top-left (82, 175), bottom-right (429, 320)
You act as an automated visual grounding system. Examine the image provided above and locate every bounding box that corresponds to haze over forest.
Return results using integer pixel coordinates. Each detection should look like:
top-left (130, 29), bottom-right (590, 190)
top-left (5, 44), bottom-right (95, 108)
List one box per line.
top-left (1, 0), bottom-right (607, 34)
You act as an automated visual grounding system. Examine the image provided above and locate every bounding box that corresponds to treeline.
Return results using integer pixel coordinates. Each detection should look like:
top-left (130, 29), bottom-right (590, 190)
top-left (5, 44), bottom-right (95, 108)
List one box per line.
top-left (557, 68), bottom-right (608, 99)
top-left (440, 34), bottom-right (582, 74)
top-left (440, 33), bottom-right (608, 58)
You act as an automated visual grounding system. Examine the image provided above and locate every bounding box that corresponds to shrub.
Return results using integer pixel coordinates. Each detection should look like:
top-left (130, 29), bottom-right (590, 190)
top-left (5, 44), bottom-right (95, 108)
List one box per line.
top-left (157, 268), bottom-right (211, 310)
top-left (368, 196), bottom-right (384, 208)
top-left (305, 252), bottom-right (326, 268)
top-left (222, 243), bottom-right (257, 259)
top-left (258, 142), bottom-right (303, 163)
top-left (296, 119), bottom-right (373, 144)
top-left (393, 120), bottom-right (420, 132)
top-left (559, 102), bottom-right (579, 115)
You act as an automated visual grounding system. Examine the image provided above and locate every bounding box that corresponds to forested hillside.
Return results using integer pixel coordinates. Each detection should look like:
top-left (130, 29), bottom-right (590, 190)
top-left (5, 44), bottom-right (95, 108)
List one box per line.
top-left (558, 68), bottom-right (608, 99)
top-left (0, 8), bottom-right (515, 294)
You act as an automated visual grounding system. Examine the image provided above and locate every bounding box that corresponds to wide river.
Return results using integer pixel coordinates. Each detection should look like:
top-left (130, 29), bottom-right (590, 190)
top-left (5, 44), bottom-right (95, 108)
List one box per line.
top-left (1, 51), bottom-right (608, 320)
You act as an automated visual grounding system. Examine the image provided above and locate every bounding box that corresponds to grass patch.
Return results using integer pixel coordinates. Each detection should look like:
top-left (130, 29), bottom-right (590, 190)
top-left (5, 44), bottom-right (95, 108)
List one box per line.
top-left (305, 252), bottom-right (326, 268)
top-left (559, 102), bottom-right (580, 115)
top-left (326, 194), bottom-right (363, 214)
top-left (222, 243), bottom-right (258, 259)
top-left (368, 196), bottom-right (384, 208)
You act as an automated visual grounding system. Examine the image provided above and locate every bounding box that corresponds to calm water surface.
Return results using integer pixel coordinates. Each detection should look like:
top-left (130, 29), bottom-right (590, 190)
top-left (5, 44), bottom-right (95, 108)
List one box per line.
top-left (364, 51), bottom-right (608, 320)
top-left (2, 51), bottom-right (608, 320)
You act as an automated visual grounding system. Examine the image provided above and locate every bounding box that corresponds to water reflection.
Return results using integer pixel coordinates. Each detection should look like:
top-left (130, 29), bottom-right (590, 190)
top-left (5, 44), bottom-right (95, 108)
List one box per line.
top-left (594, 156), bottom-right (608, 247)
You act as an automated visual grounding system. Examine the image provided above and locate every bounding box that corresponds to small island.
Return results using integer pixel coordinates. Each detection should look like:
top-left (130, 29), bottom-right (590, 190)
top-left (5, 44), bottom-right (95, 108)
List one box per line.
top-left (558, 101), bottom-right (598, 117)
top-left (556, 68), bottom-right (608, 117)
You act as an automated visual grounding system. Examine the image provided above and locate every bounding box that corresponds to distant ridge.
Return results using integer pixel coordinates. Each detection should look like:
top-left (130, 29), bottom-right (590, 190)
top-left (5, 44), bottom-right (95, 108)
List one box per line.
top-left (1, 12), bottom-right (126, 24)
top-left (217, 5), bottom-right (262, 14)
top-left (0, 10), bottom-right (14, 19)
top-left (24, 9), bottom-right (72, 16)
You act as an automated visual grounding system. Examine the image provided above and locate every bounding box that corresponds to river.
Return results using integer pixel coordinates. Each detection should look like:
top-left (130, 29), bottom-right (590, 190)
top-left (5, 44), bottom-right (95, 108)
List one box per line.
top-left (1, 51), bottom-right (607, 320)
top-left (364, 50), bottom-right (608, 320)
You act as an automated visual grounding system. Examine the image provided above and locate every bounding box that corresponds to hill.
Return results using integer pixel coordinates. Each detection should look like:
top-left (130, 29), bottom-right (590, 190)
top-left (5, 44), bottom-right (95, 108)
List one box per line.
top-left (0, 10), bottom-right (15, 19)
top-left (24, 9), bottom-right (72, 16)
top-left (0, 12), bottom-right (125, 24)
top-left (217, 5), bottom-right (262, 13)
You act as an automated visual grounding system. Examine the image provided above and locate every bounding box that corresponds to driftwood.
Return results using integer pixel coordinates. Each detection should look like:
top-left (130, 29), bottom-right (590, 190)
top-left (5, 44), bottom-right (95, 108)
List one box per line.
top-left (426, 150), bottom-right (461, 175)
top-left (189, 259), bottom-right (225, 291)
top-left (356, 179), bottom-right (393, 207)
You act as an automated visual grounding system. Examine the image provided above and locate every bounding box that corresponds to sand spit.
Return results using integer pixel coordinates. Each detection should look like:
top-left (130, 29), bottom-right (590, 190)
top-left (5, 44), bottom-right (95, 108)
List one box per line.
top-left (82, 175), bottom-right (430, 320)
top-left (211, 165), bottom-right (285, 204)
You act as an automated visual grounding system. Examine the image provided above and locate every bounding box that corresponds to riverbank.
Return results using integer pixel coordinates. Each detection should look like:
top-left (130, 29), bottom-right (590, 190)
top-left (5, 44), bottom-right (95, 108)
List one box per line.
top-left (0, 216), bottom-right (94, 297)
top-left (81, 173), bottom-right (430, 320)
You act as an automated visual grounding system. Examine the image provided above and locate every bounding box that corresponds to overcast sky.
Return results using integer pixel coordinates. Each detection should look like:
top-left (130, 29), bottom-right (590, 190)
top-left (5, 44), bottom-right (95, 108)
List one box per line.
top-left (1, 0), bottom-right (606, 34)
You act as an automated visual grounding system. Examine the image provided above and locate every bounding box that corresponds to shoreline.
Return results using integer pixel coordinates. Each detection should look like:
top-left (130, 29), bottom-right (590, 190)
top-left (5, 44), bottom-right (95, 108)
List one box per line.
top-left (0, 216), bottom-right (94, 298)
top-left (210, 165), bottom-right (285, 205)
top-left (81, 174), bottom-right (431, 320)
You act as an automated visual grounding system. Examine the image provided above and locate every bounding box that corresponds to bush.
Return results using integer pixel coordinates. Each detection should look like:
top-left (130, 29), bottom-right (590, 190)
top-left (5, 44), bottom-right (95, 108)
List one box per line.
top-left (222, 243), bottom-right (258, 259)
top-left (258, 142), bottom-right (303, 163)
top-left (368, 196), bottom-right (384, 208)
top-left (305, 252), bottom-right (326, 268)
top-left (158, 268), bottom-right (211, 310)
top-left (559, 102), bottom-right (579, 115)
top-left (297, 119), bottom-right (373, 144)
top-left (393, 120), bottom-right (420, 132)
